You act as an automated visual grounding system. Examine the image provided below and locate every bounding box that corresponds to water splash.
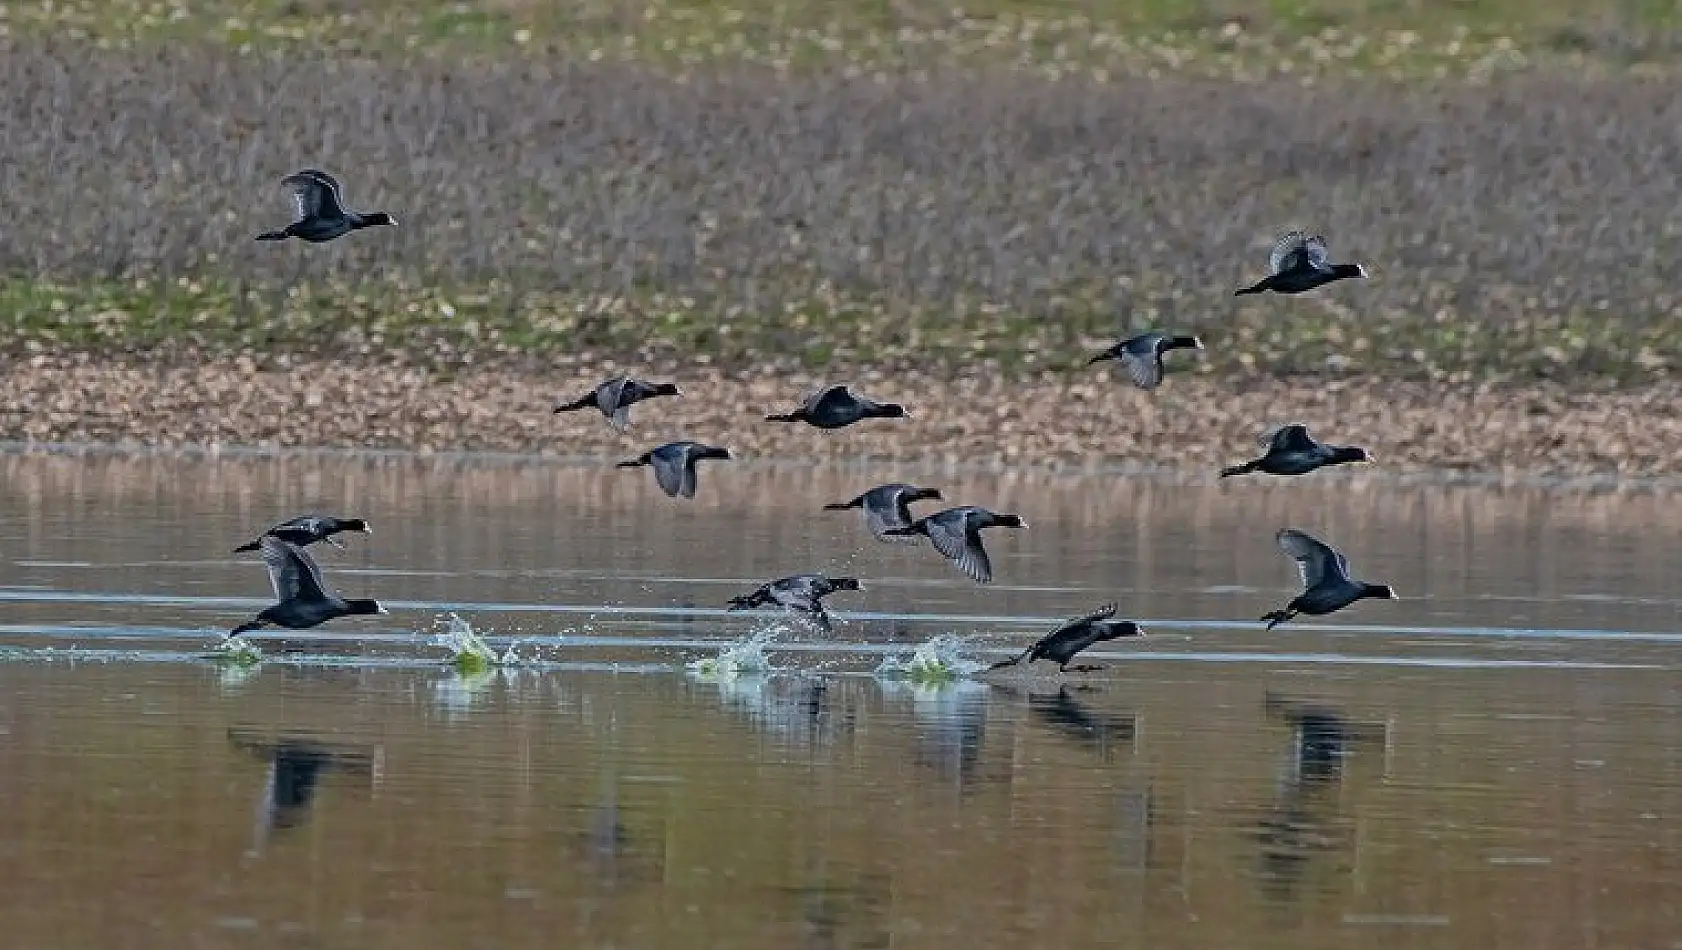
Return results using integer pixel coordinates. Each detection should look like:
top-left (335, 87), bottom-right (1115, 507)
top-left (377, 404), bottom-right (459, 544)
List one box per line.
top-left (875, 634), bottom-right (988, 683)
top-left (430, 612), bottom-right (524, 673)
top-left (212, 634), bottom-right (264, 667)
top-left (687, 625), bottom-right (782, 678)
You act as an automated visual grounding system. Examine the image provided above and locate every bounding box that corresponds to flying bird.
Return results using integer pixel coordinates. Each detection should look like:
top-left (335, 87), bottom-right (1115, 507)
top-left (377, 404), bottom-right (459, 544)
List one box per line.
top-left (233, 515), bottom-right (371, 553)
top-left (1220, 424), bottom-right (1374, 478)
top-left (616, 440), bottom-right (731, 499)
top-left (1088, 332), bottom-right (1203, 390)
top-left (823, 483), bottom-right (943, 542)
top-left (726, 573), bottom-right (863, 633)
top-left (882, 505), bottom-right (1027, 584)
top-left (255, 169), bottom-right (397, 243)
top-left (554, 375), bottom-right (682, 433)
top-left (1235, 231), bottom-right (1366, 296)
top-left (1260, 529), bottom-right (1397, 630)
top-left (766, 384), bottom-right (909, 429)
top-left (228, 536), bottom-right (387, 638)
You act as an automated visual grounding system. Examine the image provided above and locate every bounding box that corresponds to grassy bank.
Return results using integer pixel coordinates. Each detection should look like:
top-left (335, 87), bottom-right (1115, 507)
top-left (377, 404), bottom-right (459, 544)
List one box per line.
top-left (3, 5), bottom-right (1682, 388)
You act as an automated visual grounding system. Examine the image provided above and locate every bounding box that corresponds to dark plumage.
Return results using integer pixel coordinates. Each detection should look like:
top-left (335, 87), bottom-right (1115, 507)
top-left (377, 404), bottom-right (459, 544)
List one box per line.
top-left (1088, 332), bottom-right (1203, 390)
top-left (882, 505), bottom-right (1027, 584)
top-left (554, 375), bottom-right (682, 433)
top-left (1221, 424), bottom-right (1374, 478)
top-left (823, 483), bottom-right (943, 542)
top-left (1234, 231), bottom-right (1367, 296)
top-left (229, 536), bottom-right (387, 638)
top-left (1260, 529), bottom-right (1397, 630)
top-left (254, 169), bottom-right (397, 243)
top-left (765, 384), bottom-right (909, 429)
top-left (985, 602), bottom-right (1145, 673)
top-left (232, 515), bottom-right (371, 553)
top-left (616, 440), bottom-right (731, 498)
top-left (726, 573), bottom-right (863, 632)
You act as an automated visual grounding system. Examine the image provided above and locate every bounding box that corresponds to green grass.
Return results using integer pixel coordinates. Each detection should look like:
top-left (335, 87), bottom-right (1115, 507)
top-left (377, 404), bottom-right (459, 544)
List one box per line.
top-left (5, 276), bottom-right (1675, 386)
top-left (7, 0), bottom-right (1680, 77)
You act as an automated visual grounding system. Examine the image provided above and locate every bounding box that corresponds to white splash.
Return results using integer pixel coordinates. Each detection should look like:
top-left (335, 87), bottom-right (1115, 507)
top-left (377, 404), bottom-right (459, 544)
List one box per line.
top-left (687, 625), bottom-right (782, 678)
top-left (874, 634), bottom-right (988, 683)
top-left (213, 635), bottom-right (264, 667)
top-left (430, 612), bottom-right (524, 672)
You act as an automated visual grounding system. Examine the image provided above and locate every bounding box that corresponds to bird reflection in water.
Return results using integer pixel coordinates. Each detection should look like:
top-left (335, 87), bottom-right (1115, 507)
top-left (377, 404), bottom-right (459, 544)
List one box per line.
top-left (994, 683), bottom-right (1138, 763)
top-left (1253, 693), bottom-right (1388, 902)
top-left (878, 679), bottom-right (991, 790)
top-left (227, 728), bottom-right (384, 856)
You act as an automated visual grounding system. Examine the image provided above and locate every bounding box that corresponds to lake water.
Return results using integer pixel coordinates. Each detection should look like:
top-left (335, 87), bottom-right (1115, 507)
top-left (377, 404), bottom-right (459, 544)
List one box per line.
top-left (3, 449), bottom-right (1682, 948)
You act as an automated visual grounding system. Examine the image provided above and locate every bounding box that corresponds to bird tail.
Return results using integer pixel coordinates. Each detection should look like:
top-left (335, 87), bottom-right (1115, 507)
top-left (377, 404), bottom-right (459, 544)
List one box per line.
top-left (615, 457), bottom-right (647, 469)
top-left (1219, 461), bottom-right (1255, 478)
top-left (1087, 351), bottom-right (1115, 365)
top-left (764, 412), bottom-right (799, 423)
top-left (554, 397), bottom-right (592, 413)
top-left (1260, 609), bottom-right (1293, 631)
top-left (254, 230), bottom-right (289, 242)
top-left (822, 501), bottom-right (856, 511)
top-left (1234, 282), bottom-right (1265, 297)
top-left (232, 539), bottom-right (261, 553)
top-left (228, 620), bottom-right (265, 638)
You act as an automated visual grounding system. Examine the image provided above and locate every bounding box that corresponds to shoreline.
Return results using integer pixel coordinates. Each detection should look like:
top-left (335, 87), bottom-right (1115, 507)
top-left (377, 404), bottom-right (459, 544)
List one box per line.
top-left (8, 354), bottom-right (1682, 491)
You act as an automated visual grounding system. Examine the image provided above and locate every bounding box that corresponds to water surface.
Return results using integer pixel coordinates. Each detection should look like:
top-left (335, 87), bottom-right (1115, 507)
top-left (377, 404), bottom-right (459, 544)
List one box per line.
top-left (2, 451), bottom-right (1680, 948)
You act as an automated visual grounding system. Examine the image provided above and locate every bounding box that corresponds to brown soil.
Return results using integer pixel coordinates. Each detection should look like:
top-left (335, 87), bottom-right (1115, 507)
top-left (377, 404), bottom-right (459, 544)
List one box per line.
top-left (6, 351), bottom-right (1677, 481)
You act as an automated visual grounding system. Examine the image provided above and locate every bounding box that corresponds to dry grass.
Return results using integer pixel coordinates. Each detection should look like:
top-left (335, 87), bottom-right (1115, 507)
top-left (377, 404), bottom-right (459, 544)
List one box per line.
top-left (3, 39), bottom-right (1682, 383)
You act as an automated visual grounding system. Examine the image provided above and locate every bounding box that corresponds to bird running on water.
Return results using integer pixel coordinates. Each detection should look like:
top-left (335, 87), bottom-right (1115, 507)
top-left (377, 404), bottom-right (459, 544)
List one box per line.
top-left (229, 536), bottom-right (387, 638)
top-left (726, 574), bottom-right (863, 633)
top-left (985, 602), bottom-right (1145, 673)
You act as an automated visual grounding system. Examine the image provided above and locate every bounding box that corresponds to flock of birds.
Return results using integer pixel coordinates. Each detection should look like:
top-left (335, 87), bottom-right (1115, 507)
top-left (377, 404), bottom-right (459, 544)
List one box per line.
top-left (220, 169), bottom-right (1397, 674)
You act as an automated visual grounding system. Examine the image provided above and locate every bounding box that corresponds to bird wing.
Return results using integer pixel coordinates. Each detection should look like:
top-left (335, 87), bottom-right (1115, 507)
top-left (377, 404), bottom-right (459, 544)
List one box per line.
top-left (1067, 602), bottom-right (1120, 628)
top-left (1275, 529), bottom-right (1350, 591)
top-left (599, 377), bottom-right (632, 432)
top-left (1117, 335), bottom-right (1168, 389)
top-left (258, 536), bottom-right (331, 603)
top-left (807, 384), bottom-right (848, 413)
top-left (648, 444), bottom-right (687, 498)
top-left (865, 486), bottom-right (919, 541)
top-left (1268, 231), bottom-right (1311, 275)
top-left (925, 511), bottom-right (993, 584)
top-left (281, 170), bottom-right (343, 220)
top-left (1262, 423), bottom-right (1317, 454)
top-left (1303, 234), bottom-right (1332, 271)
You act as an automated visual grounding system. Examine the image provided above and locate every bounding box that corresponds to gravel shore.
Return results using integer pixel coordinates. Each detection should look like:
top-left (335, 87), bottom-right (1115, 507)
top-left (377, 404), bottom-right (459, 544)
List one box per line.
top-left (7, 352), bottom-right (1678, 481)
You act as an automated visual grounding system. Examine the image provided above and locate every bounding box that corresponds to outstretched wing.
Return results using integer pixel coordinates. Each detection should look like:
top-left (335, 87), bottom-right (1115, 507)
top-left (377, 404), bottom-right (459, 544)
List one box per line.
top-left (1275, 529), bottom-right (1351, 591)
top-left (1117, 334), bottom-right (1168, 389)
top-left (1063, 602), bottom-right (1119, 629)
top-left (1302, 234), bottom-right (1331, 271)
top-left (807, 384), bottom-right (849, 413)
top-left (648, 445), bottom-right (687, 498)
top-left (599, 376), bottom-right (632, 432)
top-left (1262, 423), bottom-right (1318, 454)
top-left (925, 511), bottom-right (993, 584)
top-left (258, 536), bottom-right (331, 603)
top-left (281, 169), bottom-right (344, 220)
top-left (865, 486), bottom-right (920, 542)
top-left (1268, 231), bottom-right (1311, 275)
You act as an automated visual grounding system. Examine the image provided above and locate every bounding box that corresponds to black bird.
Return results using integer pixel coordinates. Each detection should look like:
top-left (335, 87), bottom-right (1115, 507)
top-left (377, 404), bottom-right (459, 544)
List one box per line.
top-left (766, 384), bottom-right (909, 429)
top-left (255, 169), bottom-right (398, 243)
top-left (616, 440), bottom-right (732, 499)
top-left (727, 573), bottom-right (863, 633)
top-left (1234, 231), bottom-right (1366, 296)
top-left (233, 514), bottom-right (371, 553)
top-left (882, 505), bottom-right (1027, 584)
top-left (1261, 529), bottom-right (1397, 630)
top-left (985, 602), bottom-right (1145, 673)
top-left (229, 536), bottom-right (387, 638)
top-left (823, 483), bottom-right (943, 542)
top-left (1220, 424), bottom-right (1374, 478)
top-left (554, 375), bottom-right (682, 433)
top-left (1088, 332), bottom-right (1204, 390)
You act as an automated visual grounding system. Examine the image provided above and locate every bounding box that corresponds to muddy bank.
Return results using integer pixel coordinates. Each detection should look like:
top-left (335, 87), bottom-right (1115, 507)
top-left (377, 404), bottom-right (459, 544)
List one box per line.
top-left (5, 352), bottom-right (1678, 481)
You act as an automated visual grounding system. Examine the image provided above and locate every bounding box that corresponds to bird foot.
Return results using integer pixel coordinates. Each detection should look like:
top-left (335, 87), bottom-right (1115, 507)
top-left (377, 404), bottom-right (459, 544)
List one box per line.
top-left (1259, 610), bottom-right (1292, 630)
top-left (1062, 664), bottom-right (1105, 673)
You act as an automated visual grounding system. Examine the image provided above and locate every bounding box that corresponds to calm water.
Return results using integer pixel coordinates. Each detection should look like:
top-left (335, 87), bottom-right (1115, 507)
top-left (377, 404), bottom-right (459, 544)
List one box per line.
top-left (3, 450), bottom-right (1682, 948)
